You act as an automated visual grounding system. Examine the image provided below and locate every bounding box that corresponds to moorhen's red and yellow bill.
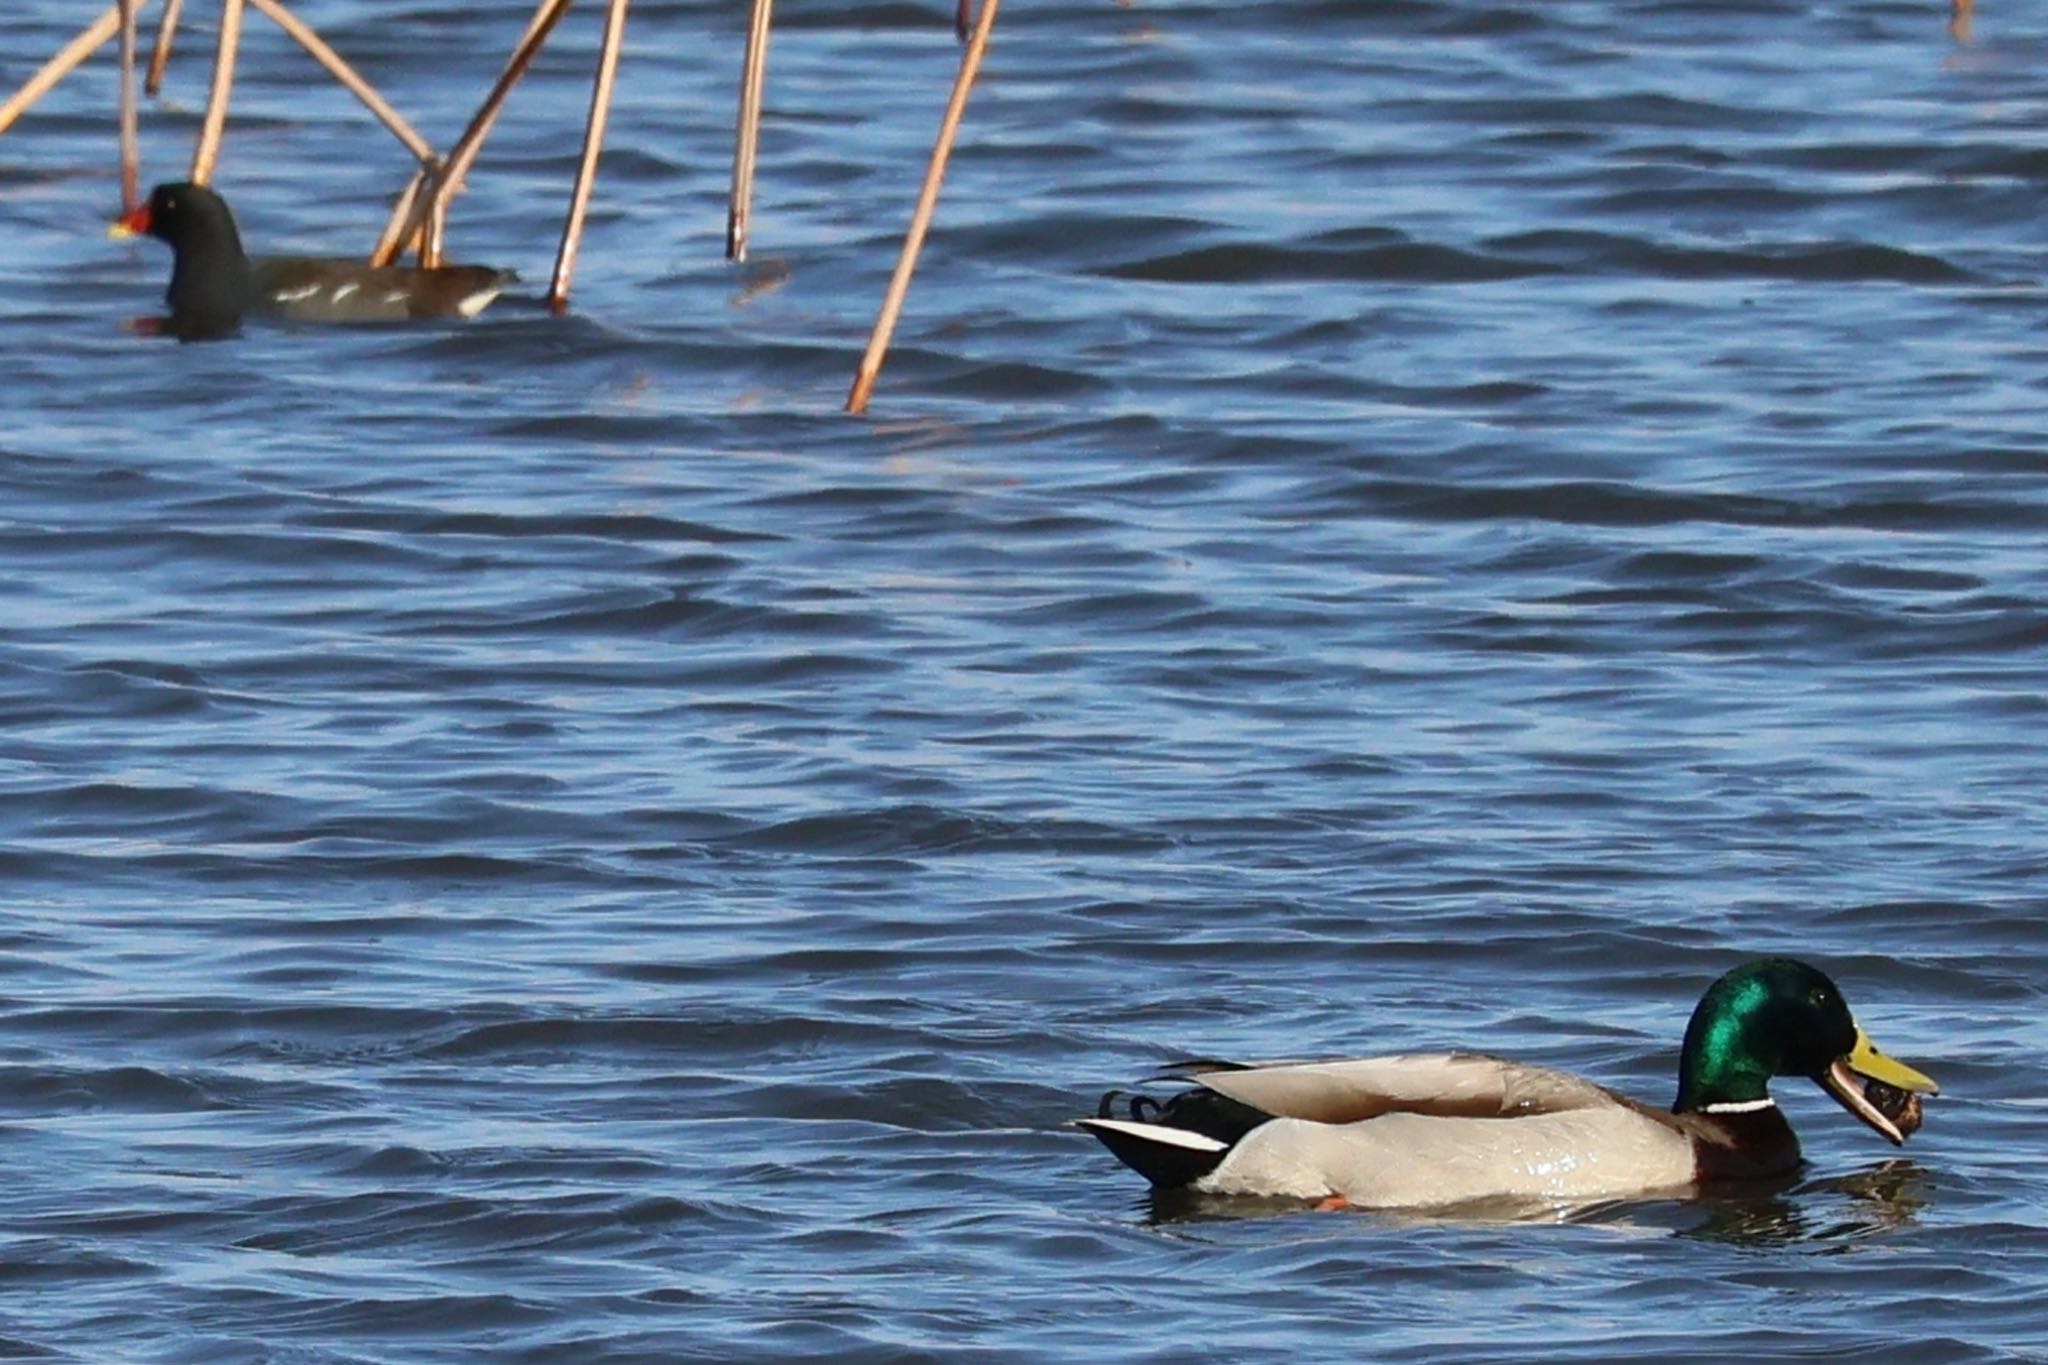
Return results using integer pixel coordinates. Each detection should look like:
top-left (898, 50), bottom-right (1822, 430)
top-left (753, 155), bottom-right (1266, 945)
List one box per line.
top-left (109, 181), bottom-right (516, 339)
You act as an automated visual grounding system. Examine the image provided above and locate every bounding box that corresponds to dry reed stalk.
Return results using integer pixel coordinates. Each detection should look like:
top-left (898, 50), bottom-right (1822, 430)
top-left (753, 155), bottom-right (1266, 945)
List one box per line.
top-left (371, 164), bottom-right (429, 264)
top-left (371, 0), bottom-right (574, 267)
top-left (549, 0), bottom-right (630, 307)
top-left (144, 0), bottom-right (182, 95)
top-left (425, 190), bottom-right (447, 267)
top-left (188, 0), bottom-right (247, 184)
top-left (117, 0), bottom-right (140, 209)
top-left (726, 0), bottom-right (774, 262)
top-left (246, 0), bottom-right (436, 164)
top-left (845, 0), bottom-right (1002, 414)
top-left (0, 4), bottom-right (127, 138)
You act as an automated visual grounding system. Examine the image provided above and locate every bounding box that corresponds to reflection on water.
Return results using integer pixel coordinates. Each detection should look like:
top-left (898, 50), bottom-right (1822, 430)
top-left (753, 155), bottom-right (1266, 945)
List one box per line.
top-left (1666, 1161), bottom-right (1932, 1249)
top-left (1143, 1160), bottom-right (1932, 1247)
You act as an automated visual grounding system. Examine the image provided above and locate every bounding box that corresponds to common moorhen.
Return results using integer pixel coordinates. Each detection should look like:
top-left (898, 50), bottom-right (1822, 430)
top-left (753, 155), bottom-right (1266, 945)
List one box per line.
top-left (109, 181), bottom-right (516, 338)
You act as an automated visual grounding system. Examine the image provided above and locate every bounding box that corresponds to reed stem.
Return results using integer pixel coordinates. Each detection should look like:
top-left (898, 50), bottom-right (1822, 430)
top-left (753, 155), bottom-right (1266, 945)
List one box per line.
top-left (372, 0), bottom-right (573, 267)
top-left (144, 0), bottom-right (182, 95)
top-left (549, 0), bottom-right (630, 308)
top-left (0, 4), bottom-right (126, 139)
top-left (726, 0), bottom-right (774, 262)
top-left (117, 0), bottom-right (140, 210)
top-left (846, 0), bottom-right (1002, 414)
top-left (247, 0), bottom-right (436, 165)
top-left (188, 0), bottom-right (247, 184)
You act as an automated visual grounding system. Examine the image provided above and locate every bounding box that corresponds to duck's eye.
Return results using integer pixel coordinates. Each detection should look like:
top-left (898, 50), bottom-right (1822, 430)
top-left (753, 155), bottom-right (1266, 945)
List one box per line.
top-left (1809, 988), bottom-right (1831, 1008)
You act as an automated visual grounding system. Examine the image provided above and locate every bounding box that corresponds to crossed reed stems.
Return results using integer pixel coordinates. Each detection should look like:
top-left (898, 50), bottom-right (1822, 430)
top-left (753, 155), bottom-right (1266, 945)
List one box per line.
top-left (0, 0), bottom-right (1004, 412)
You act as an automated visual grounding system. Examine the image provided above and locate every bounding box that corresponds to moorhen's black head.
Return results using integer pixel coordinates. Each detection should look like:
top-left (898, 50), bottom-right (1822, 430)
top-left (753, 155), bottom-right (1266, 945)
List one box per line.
top-left (109, 180), bottom-right (254, 338)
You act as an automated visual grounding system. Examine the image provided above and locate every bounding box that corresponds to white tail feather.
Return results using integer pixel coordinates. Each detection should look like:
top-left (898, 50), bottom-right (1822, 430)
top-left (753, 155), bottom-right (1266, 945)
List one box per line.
top-left (1074, 1118), bottom-right (1227, 1153)
top-left (455, 286), bottom-right (506, 318)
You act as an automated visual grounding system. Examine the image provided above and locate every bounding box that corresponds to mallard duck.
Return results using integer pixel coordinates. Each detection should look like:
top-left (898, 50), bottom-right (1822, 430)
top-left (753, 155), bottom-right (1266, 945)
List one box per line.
top-left (1078, 958), bottom-right (1937, 1208)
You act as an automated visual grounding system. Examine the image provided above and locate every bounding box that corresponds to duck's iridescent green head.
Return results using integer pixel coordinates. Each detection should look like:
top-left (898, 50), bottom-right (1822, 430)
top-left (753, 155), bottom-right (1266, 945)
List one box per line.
top-left (1673, 958), bottom-right (1937, 1143)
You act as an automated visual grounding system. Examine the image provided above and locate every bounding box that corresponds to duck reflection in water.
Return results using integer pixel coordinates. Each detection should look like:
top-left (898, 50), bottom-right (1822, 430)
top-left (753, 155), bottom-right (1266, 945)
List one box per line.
top-left (1656, 1159), bottom-right (1931, 1246)
top-left (1138, 1158), bottom-right (1931, 1246)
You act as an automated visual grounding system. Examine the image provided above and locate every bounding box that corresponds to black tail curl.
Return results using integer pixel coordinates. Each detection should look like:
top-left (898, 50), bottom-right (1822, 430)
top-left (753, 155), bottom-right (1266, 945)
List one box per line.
top-left (1082, 1084), bottom-right (1276, 1190)
top-left (1095, 1085), bottom-right (1270, 1146)
top-left (1095, 1089), bottom-right (1165, 1123)
top-left (1150, 1087), bottom-right (1272, 1147)
top-left (1081, 1080), bottom-right (1269, 1186)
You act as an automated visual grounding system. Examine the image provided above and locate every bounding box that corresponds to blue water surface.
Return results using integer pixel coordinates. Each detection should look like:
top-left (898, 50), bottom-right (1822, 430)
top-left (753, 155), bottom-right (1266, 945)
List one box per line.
top-left (0, 0), bottom-right (2043, 1359)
